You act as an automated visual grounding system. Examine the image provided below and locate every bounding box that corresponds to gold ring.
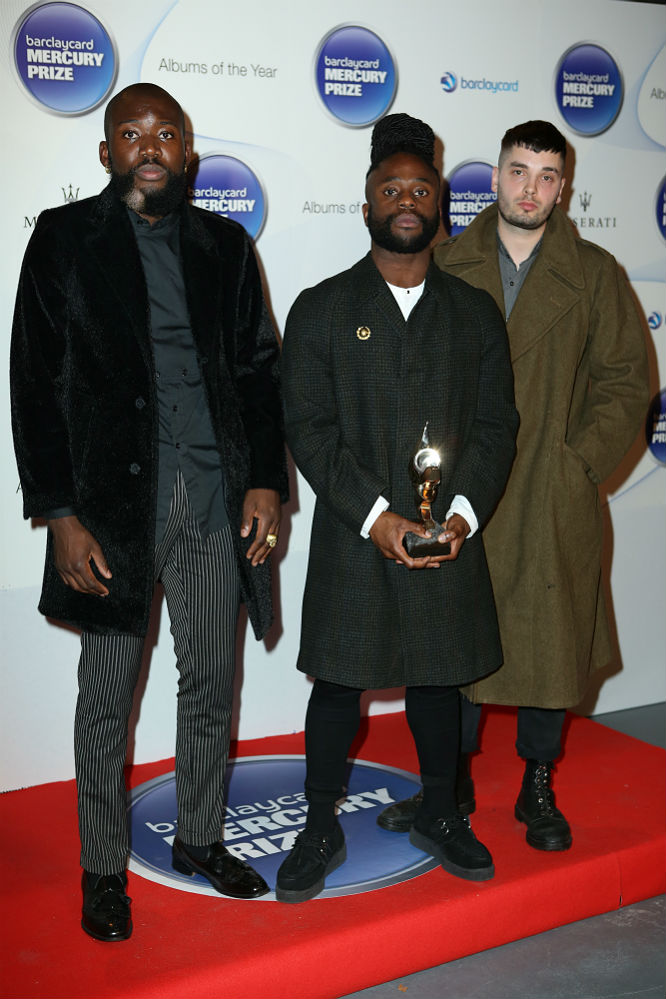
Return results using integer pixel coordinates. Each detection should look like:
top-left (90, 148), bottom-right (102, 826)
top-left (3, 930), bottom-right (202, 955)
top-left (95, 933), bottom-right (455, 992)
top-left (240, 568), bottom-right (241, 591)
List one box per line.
top-left (266, 534), bottom-right (278, 548)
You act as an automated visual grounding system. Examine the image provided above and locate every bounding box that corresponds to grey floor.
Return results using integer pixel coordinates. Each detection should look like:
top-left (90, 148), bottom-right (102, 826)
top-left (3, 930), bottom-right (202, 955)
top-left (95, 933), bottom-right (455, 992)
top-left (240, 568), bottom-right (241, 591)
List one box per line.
top-left (342, 702), bottom-right (666, 999)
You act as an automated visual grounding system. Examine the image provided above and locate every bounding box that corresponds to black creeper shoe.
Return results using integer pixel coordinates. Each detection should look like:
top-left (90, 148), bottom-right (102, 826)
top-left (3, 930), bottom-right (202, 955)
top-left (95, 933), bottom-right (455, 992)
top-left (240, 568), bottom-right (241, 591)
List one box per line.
top-left (275, 822), bottom-right (346, 903)
top-left (409, 812), bottom-right (494, 881)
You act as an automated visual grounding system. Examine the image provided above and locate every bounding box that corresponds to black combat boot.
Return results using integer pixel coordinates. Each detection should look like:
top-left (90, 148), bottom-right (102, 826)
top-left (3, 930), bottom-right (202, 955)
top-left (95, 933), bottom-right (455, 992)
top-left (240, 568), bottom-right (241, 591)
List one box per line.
top-left (515, 759), bottom-right (572, 851)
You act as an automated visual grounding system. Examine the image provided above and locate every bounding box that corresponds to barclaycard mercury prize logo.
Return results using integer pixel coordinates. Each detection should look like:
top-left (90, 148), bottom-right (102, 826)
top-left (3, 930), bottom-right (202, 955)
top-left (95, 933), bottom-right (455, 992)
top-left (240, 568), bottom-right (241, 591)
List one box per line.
top-left (314, 25), bottom-right (397, 127)
top-left (555, 43), bottom-right (623, 136)
top-left (12, 2), bottom-right (117, 115)
top-left (445, 161), bottom-right (496, 235)
top-left (646, 390), bottom-right (666, 465)
top-left (188, 154), bottom-right (266, 240)
top-left (128, 756), bottom-right (438, 899)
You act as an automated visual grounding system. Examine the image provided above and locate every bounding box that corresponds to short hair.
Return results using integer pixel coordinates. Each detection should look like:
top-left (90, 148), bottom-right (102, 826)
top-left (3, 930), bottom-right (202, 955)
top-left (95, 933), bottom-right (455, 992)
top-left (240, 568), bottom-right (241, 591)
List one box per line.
top-left (367, 113), bottom-right (436, 178)
top-left (103, 83), bottom-right (186, 142)
top-left (499, 120), bottom-right (566, 165)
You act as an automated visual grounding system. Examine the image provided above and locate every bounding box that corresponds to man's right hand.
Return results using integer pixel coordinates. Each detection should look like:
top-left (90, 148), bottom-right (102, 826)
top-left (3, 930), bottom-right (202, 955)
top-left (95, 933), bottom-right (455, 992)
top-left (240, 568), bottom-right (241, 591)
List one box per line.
top-left (368, 511), bottom-right (451, 570)
top-left (47, 515), bottom-right (112, 596)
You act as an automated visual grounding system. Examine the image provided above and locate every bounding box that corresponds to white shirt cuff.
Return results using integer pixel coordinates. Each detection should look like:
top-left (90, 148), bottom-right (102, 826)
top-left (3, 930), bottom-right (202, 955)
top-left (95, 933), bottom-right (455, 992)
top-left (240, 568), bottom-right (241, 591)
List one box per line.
top-left (446, 495), bottom-right (478, 538)
top-left (361, 495), bottom-right (390, 538)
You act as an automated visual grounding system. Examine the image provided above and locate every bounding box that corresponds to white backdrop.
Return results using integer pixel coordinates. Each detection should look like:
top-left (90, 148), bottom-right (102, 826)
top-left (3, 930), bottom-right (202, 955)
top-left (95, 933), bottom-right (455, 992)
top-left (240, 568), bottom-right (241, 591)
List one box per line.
top-left (1, 0), bottom-right (664, 791)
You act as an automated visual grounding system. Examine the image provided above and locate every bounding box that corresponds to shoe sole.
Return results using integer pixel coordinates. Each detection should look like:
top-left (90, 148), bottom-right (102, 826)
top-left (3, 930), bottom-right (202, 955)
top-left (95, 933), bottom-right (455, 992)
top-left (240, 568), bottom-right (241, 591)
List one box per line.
top-left (377, 797), bottom-right (476, 833)
top-left (409, 828), bottom-right (494, 882)
top-left (172, 853), bottom-right (270, 898)
top-left (514, 807), bottom-right (573, 851)
top-left (275, 844), bottom-right (347, 904)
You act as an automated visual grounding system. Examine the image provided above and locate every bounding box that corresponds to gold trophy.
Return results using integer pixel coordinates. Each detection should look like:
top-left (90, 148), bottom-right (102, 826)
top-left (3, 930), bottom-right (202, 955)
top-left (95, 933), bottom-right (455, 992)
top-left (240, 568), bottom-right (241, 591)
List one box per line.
top-left (403, 423), bottom-right (450, 557)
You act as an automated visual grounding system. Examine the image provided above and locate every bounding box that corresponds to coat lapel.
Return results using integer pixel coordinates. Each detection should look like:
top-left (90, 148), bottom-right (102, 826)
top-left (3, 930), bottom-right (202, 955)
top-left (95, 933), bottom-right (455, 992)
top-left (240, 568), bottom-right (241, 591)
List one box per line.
top-left (82, 186), bottom-right (153, 366)
top-left (505, 208), bottom-right (585, 362)
top-left (437, 203), bottom-right (586, 363)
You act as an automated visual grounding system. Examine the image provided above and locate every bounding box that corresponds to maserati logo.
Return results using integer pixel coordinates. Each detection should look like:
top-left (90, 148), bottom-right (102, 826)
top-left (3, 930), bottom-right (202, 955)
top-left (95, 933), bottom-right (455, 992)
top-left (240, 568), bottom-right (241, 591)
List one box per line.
top-left (62, 183), bottom-right (79, 204)
top-left (579, 191), bottom-right (592, 212)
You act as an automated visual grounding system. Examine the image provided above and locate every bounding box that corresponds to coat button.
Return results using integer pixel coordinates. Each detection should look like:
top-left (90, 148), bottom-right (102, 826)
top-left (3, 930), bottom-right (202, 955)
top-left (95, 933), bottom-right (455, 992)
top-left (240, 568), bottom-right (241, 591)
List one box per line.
top-left (135, 397), bottom-right (146, 409)
top-left (129, 463), bottom-right (141, 475)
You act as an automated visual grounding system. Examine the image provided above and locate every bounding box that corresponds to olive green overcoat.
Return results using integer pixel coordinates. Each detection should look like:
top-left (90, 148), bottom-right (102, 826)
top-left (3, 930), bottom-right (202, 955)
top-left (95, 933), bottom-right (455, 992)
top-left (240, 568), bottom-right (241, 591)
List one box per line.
top-left (434, 204), bottom-right (649, 707)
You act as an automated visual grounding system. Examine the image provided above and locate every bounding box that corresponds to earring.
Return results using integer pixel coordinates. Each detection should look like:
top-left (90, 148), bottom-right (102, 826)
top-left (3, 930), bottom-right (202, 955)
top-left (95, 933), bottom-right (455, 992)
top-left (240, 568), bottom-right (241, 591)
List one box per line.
top-left (105, 165), bottom-right (111, 174)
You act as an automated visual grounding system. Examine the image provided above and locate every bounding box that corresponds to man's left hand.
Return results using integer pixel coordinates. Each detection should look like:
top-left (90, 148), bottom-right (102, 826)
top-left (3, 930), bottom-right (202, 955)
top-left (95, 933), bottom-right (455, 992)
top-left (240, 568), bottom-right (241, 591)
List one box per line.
top-left (241, 489), bottom-right (281, 565)
top-left (436, 513), bottom-right (470, 560)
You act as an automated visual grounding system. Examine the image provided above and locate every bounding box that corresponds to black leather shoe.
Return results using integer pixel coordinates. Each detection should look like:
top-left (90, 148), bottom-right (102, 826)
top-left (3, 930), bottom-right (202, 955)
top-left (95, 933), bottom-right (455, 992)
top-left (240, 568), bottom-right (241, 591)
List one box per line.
top-left (409, 812), bottom-right (494, 881)
top-left (275, 822), bottom-right (346, 904)
top-left (515, 759), bottom-right (572, 851)
top-left (81, 871), bottom-right (132, 941)
top-left (376, 754), bottom-right (476, 832)
top-left (172, 837), bottom-right (269, 898)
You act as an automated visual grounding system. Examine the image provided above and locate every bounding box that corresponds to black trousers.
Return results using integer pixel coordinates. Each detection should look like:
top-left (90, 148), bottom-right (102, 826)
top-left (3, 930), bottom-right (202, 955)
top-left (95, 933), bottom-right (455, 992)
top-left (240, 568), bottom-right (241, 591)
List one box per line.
top-left (304, 679), bottom-right (462, 824)
top-left (75, 472), bottom-right (240, 874)
top-left (460, 695), bottom-right (566, 761)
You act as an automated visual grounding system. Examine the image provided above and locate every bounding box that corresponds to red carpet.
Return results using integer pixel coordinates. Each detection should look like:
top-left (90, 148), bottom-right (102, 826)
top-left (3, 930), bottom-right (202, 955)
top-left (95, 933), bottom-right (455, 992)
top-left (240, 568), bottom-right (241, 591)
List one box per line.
top-left (1, 709), bottom-right (664, 999)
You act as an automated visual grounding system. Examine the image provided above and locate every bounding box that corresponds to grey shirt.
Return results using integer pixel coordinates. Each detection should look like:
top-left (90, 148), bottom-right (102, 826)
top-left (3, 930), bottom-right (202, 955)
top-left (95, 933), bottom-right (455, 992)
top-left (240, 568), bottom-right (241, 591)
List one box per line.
top-left (497, 231), bottom-right (542, 320)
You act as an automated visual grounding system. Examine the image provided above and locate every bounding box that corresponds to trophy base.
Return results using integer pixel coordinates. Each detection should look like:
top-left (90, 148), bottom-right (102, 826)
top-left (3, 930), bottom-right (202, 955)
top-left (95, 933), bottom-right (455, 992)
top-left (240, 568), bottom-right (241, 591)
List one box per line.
top-left (403, 524), bottom-right (451, 558)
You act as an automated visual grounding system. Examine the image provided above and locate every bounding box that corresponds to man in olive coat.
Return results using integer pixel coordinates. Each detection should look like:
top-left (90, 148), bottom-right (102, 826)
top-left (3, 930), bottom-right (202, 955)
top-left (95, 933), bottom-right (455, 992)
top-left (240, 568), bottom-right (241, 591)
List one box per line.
top-left (11, 84), bottom-right (287, 938)
top-left (277, 114), bottom-right (517, 903)
top-left (379, 120), bottom-right (648, 852)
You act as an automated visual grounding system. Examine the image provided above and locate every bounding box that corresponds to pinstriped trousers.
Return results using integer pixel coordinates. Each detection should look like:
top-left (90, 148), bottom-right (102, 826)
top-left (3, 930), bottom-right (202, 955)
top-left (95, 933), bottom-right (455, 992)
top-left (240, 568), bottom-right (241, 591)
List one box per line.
top-left (75, 472), bottom-right (240, 874)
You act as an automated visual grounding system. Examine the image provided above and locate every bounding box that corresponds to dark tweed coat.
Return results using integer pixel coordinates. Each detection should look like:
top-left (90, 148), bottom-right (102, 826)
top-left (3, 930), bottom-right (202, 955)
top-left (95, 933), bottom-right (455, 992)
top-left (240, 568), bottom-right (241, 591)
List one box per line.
top-left (435, 204), bottom-right (649, 707)
top-left (11, 186), bottom-right (287, 638)
top-left (281, 254), bottom-right (518, 689)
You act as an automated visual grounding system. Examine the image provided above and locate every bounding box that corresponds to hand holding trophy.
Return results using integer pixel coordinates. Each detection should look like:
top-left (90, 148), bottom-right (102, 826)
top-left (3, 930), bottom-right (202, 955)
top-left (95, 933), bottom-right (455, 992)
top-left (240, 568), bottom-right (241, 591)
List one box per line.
top-left (403, 423), bottom-right (451, 558)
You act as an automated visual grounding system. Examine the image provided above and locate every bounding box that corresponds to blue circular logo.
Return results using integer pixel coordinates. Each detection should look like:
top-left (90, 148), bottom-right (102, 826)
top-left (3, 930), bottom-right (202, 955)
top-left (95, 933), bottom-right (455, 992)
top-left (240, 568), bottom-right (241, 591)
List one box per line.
top-left (440, 71), bottom-right (457, 93)
top-left (648, 311), bottom-right (663, 331)
top-left (446, 161), bottom-right (496, 236)
top-left (128, 756), bottom-right (437, 899)
top-left (315, 25), bottom-right (397, 127)
top-left (646, 389), bottom-right (666, 466)
top-left (188, 155), bottom-right (266, 240)
top-left (656, 176), bottom-right (666, 241)
top-left (555, 43), bottom-right (623, 136)
top-left (12, 2), bottom-right (116, 115)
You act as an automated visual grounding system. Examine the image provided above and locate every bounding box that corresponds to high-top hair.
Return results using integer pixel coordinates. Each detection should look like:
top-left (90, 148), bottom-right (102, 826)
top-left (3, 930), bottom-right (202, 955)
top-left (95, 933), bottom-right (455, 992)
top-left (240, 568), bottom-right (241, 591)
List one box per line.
top-left (367, 113), bottom-right (436, 177)
top-left (499, 120), bottom-right (567, 165)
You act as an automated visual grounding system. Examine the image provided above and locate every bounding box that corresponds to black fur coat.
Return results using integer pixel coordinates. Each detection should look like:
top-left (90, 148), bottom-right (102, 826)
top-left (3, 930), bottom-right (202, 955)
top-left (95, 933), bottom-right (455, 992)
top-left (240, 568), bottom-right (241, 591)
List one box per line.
top-left (11, 186), bottom-right (287, 638)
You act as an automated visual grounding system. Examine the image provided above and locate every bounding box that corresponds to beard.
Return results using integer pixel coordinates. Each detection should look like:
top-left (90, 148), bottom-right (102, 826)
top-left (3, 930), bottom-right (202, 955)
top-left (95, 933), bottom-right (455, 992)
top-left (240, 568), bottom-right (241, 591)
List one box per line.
top-left (108, 157), bottom-right (187, 218)
top-left (366, 204), bottom-right (440, 254)
top-left (496, 188), bottom-right (557, 231)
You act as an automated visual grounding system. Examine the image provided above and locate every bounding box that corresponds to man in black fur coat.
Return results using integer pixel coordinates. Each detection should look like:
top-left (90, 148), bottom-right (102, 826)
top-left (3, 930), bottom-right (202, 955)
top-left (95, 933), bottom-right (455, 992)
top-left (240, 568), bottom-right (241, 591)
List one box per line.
top-left (11, 83), bottom-right (287, 939)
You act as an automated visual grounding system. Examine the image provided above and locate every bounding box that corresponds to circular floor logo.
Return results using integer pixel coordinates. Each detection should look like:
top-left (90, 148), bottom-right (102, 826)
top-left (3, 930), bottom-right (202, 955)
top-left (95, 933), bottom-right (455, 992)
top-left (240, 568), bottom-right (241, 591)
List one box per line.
top-left (656, 176), bottom-right (666, 241)
top-left (646, 389), bottom-right (666, 465)
top-left (13, 2), bottom-right (116, 115)
top-left (188, 154), bottom-right (266, 240)
top-left (555, 43), bottom-right (623, 136)
top-left (128, 756), bottom-right (437, 900)
top-left (446, 161), bottom-right (496, 235)
top-left (315, 25), bottom-right (397, 127)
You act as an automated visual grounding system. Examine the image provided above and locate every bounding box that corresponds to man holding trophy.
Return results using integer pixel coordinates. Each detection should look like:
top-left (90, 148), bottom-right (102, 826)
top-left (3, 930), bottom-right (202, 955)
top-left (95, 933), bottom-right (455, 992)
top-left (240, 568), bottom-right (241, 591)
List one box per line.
top-left (278, 114), bottom-right (518, 903)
